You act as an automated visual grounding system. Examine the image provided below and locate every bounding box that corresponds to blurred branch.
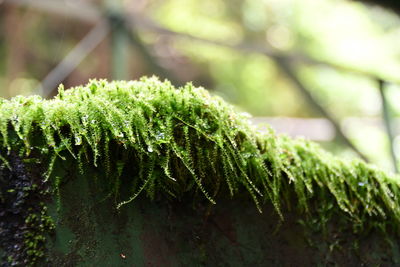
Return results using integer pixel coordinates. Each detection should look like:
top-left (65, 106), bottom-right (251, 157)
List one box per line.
top-left (273, 57), bottom-right (370, 162)
top-left (108, 14), bottom-right (129, 80)
top-left (4, 0), bottom-right (101, 23)
top-left (353, 0), bottom-right (400, 14)
top-left (378, 80), bottom-right (398, 172)
top-left (39, 19), bottom-right (110, 97)
top-left (4, 5), bottom-right (27, 98)
top-left (119, 18), bottom-right (179, 85)
top-left (253, 117), bottom-right (336, 141)
top-left (6, 0), bottom-right (400, 84)
top-left (131, 17), bottom-right (400, 84)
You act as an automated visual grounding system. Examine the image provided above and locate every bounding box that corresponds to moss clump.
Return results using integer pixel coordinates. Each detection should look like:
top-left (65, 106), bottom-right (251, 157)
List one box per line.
top-left (0, 77), bottom-right (400, 239)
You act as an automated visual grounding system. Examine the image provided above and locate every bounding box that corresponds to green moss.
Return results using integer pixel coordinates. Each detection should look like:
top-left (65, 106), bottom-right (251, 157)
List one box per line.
top-left (0, 152), bottom-right (54, 266)
top-left (0, 76), bottom-right (400, 235)
top-left (24, 207), bottom-right (55, 262)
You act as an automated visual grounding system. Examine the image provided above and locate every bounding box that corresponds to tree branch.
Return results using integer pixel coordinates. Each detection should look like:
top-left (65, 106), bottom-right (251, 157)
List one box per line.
top-left (273, 57), bottom-right (370, 162)
top-left (378, 79), bottom-right (398, 172)
top-left (39, 19), bottom-right (110, 97)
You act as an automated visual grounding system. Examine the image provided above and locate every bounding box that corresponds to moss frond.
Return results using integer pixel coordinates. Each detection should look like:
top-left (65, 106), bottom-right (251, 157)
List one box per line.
top-left (1, 77), bottom-right (400, 233)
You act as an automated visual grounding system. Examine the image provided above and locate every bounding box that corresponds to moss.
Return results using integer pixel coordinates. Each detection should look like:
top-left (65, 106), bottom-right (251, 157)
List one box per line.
top-left (0, 76), bottom-right (400, 246)
top-left (0, 152), bottom-right (54, 266)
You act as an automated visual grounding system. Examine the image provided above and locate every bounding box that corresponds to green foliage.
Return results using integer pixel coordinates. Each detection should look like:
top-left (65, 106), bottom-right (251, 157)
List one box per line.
top-left (1, 77), bottom-right (400, 234)
top-left (23, 207), bottom-right (55, 264)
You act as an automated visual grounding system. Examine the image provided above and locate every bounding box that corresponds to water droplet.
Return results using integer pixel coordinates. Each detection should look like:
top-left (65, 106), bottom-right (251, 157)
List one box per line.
top-left (147, 146), bottom-right (153, 152)
top-left (231, 141), bottom-right (237, 148)
top-left (201, 122), bottom-right (209, 130)
top-left (156, 132), bottom-right (165, 140)
top-left (75, 136), bottom-right (82, 145)
top-left (12, 115), bottom-right (19, 123)
top-left (243, 153), bottom-right (252, 159)
top-left (81, 115), bottom-right (89, 124)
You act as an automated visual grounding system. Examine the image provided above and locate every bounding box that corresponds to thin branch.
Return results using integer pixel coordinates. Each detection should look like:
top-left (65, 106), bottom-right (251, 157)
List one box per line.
top-left (125, 15), bottom-right (400, 85)
top-left (273, 57), bottom-right (370, 162)
top-left (4, 0), bottom-right (101, 23)
top-left (120, 17), bottom-right (179, 85)
top-left (108, 13), bottom-right (129, 80)
top-left (39, 19), bottom-right (110, 97)
top-left (378, 79), bottom-right (398, 172)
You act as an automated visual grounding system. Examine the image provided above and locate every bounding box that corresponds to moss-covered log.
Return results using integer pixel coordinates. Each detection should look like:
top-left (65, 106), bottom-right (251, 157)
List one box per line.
top-left (1, 77), bottom-right (400, 265)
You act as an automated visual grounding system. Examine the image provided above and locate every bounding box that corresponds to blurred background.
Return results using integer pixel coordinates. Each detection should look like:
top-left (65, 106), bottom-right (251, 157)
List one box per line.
top-left (1, 0), bottom-right (400, 172)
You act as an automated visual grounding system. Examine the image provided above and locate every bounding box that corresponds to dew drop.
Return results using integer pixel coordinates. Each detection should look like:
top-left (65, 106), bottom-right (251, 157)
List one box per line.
top-left (81, 115), bottom-right (89, 124)
top-left (156, 132), bottom-right (165, 140)
top-left (75, 136), bottom-right (82, 145)
top-left (12, 115), bottom-right (19, 123)
top-left (243, 153), bottom-right (252, 159)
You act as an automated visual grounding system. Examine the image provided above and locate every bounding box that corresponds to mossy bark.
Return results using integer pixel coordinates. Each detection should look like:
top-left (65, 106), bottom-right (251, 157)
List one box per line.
top-left (0, 153), bottom-right (53, 266)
